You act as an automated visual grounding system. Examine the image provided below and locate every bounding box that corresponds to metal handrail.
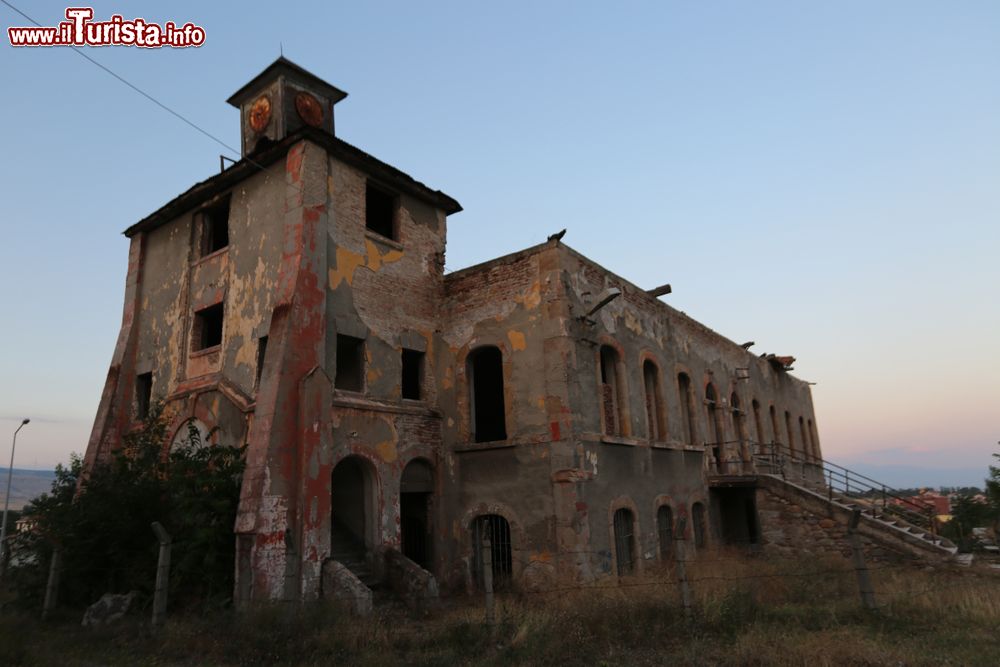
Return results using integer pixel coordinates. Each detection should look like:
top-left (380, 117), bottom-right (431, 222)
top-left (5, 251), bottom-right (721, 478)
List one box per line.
top-left (750, 441), bottom-right (937, 534)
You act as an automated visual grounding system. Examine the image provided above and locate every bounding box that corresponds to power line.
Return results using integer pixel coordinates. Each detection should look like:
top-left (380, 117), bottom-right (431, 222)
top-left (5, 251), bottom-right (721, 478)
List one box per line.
top-left (1, 0), bottom-right (242, 161)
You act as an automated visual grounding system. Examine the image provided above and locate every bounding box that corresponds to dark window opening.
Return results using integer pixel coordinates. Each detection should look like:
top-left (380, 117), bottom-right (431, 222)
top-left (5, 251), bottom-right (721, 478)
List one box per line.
top-left (731, 392), bottom-right (748, 462)
top-left (365, 182), bottom-right (397, 240)
top-left (135, 372), bottom-right (152, 420)
top-left (785, 410), bottom-right (796, 458)
top-left (469, 346), bottom-right (506, 442)
top-left (692, 502), bottom-right (707, 549)
top-left (193, 303), bottom-right (224, 351)
top-left (751, 399), bottom-right (764, 451)
top-left (809, 420), bottom-right (820, 460)
top-left (471, 514), bottom-right (512, 590)
top-left (600, 346), bottom-right (624, 436)
top-left (643, 360), bottom-right (665, 441)
top-left (769, 405), bottom-right (780, 452)
top-left (401, 348), bottom-right (424, 400)
top-left (613, 507), bottom-right (636, 575)
top-left (335, 334), bottom-right (365, 392)
top-left (799, 416), bottom-right (810, 460)
top-left (678, 373), bottom-right (696, 445)
top-left (657, 505), bottom-right (674, 560)
top-left (256, 336), bottom-right (268, 388)
top-left (706, 384), bottom-right (725, 472)
top-left (199, 196), bottom-right (230, 256)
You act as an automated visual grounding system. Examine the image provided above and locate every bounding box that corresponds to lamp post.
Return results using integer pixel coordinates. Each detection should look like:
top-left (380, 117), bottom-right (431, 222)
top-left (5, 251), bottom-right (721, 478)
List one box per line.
top-left (0, 418), bottom-right (30, 578)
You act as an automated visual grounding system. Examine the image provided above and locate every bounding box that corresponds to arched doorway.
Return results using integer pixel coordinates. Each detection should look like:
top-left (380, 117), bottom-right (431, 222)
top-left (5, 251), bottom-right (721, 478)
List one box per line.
top-left (400, 459), bottom-right (434, 569)
top-left (331, 457), bottom-right (377, 559)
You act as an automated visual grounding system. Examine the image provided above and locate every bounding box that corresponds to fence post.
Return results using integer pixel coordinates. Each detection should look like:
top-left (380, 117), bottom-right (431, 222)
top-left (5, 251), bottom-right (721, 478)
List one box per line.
top-left (42, 547), bottom-right (60, 620)
top-left (151, 522), bottom-right (172, 627)
top-left (673, 516), bottom-right (693, 619)
top-left (847, 510), bottom-right (877, 610)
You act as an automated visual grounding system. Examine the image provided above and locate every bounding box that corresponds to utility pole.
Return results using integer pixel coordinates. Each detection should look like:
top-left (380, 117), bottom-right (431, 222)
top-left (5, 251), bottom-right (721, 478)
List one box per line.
top-left (0, 418), bottom-right (30, 579)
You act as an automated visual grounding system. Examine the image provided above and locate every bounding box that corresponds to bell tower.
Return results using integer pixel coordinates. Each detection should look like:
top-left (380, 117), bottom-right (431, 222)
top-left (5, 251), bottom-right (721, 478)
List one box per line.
top-left (226, 57), bottom-right (348, 156)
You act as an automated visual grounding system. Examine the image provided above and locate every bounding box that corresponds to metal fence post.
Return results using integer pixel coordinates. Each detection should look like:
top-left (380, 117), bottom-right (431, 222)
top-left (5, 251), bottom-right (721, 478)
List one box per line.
top-left (42, 547), bottom-right (61, 620)
top-left (151, 522), bottom-right (172, 627)
top-left (847, 510), bottom-right (877, 610)
top-left (674, 516), bottom-right (692, 619)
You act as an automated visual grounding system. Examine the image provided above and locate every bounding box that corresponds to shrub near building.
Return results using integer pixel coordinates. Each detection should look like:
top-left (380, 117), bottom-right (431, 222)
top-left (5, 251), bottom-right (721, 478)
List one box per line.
top-left (6, 402), bottom-right (245, 612)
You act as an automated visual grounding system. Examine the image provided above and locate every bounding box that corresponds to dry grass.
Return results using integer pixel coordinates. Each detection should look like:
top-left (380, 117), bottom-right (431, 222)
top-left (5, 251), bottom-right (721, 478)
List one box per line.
top-left (3, 552), bottom-right (1000, 666)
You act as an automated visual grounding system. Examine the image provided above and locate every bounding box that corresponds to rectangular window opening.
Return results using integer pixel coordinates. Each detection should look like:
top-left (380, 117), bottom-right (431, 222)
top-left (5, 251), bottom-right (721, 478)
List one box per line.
top-left (135, 372), bottom-right (152, 420)
top-left (256, 335), bottom-right (268, 388)
top-left (335, 334), bottom-right (365, 392)
top-left (365, 182), bottom-right (397, 240)
top-left (401, 348), bottom-right (424, 400)
top-left (199, 195), bottom-right (231, 256)
top-left (193, 303), bottom-right (224, 351)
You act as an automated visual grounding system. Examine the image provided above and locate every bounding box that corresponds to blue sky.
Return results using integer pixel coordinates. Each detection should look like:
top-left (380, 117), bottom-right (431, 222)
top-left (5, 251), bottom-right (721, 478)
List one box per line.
top-left (1, 1), bottom-right (997, 486)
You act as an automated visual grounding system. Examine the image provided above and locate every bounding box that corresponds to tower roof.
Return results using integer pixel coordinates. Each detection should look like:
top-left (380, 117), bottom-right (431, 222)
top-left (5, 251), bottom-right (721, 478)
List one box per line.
top-left (226, 56), bottom-right (348, 108)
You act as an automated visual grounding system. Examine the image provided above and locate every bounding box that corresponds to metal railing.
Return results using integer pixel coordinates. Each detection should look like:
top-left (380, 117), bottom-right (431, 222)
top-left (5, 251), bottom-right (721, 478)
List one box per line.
top-left (751, 442), bottom-right (938, 535)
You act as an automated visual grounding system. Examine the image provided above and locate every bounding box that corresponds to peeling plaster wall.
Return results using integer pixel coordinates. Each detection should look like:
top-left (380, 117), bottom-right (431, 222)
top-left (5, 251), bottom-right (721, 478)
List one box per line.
top-left (85, 123), bottom-right (829, 603)
top-left (133, 165), bottom-right (287, 441)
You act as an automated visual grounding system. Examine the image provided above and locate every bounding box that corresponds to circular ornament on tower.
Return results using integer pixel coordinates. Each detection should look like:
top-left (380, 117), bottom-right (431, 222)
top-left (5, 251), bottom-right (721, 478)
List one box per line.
top-left (249, 95), bottom-right (271, 133)
top-left (295, 91), bottom-right (324, 128)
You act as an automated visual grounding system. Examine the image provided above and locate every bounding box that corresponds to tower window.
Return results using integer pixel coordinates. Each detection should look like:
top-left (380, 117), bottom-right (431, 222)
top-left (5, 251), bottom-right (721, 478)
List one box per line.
top-left (199, 195), bottom-right (231, 256)
top-left (469, 346), bottom-right (506, 443)
top-left (192, 303), bottom-right (224, 351)
top-left (135, 372), bottom-right (152, 420)
top-left (365, 182), bottom-right (397, 240)
top-left (401, 348), bottom-right (424, 400)
top-left (335, 334), bottom-right (365, 392)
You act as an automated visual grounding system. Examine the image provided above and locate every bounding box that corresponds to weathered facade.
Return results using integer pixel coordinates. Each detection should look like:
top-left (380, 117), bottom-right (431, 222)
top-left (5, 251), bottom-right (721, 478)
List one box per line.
top-left (84, 59), bottom-right (846, 606)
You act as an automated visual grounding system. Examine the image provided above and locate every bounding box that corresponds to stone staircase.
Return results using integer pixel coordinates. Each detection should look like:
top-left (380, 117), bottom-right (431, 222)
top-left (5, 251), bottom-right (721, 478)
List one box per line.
top-left (753, 449), bottom-right (960, 561)
top-left (330, 525), bottom-right (382, 590)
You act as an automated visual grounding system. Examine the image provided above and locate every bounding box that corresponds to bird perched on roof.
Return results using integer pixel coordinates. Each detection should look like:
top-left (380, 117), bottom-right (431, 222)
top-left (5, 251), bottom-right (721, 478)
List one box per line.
top-left (548, 229), bottom-right (567, 243)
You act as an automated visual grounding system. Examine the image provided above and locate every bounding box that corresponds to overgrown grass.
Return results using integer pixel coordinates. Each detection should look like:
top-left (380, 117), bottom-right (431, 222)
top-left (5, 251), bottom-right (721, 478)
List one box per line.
top-left (3, 553), bottom-right (1000, 666)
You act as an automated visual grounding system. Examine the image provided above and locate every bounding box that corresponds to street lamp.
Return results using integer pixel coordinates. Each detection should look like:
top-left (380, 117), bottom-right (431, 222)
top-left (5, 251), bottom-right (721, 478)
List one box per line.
top-left (0, 418), bottom-right (30, 578)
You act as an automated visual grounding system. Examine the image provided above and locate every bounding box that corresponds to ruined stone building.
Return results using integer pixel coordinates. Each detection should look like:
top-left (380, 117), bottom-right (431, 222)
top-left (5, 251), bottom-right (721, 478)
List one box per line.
top-left (83, 59), bottom-right (957, 608)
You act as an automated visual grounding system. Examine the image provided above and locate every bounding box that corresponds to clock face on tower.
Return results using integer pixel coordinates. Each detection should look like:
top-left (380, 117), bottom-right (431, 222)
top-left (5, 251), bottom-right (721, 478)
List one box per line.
top-left (295, 91), bottom-right (324, 128)
top-left (249, 95), bottom-right (271, 133)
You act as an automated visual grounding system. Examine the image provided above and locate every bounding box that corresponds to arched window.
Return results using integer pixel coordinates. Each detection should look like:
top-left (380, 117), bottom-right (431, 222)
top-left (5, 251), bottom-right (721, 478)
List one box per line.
top-left (769, 405), bottom-right (780, 452)
top-left (692, 502), bottom-right (707, 549)
top-left (613, 507), bottom-right (637, 575)
top-left (705, 384), bottom-right (725, 471)
top-left (751, 399), bottom-right (764, 452)
top-left (471, 514), bottom-right (512, 589)
top-left (468, 346), bottom-right (507, 443)
top-left (809, 419), bottom-right (820, 460)
top-left (657, 505), bottom-right (674, 560)
top-left (799, 416), bottom-right (810, 460)
top-left (731, 392), bottom-right (748, 461)
top-left (784, 410), bottom-right (796, 458)
top-left (677, 373), bottom-right (697, 445)
top-left (599, 346), bottom-right (626, 436)
top-left (643, 360), bottom-right (666, 441)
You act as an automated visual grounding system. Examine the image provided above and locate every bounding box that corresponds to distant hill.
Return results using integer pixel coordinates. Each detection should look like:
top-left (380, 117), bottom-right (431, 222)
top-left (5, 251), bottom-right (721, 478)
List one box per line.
top-left (840, 462), bottom-right (986, 490)
top-left (0, 468), bottom-right (56, 510)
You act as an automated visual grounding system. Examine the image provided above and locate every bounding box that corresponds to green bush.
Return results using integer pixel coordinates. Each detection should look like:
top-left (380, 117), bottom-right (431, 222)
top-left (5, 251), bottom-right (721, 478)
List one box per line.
top-left (6, 401), bottom-right (245, 611)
